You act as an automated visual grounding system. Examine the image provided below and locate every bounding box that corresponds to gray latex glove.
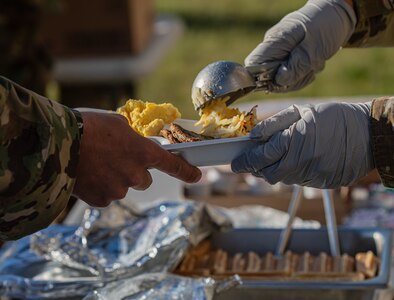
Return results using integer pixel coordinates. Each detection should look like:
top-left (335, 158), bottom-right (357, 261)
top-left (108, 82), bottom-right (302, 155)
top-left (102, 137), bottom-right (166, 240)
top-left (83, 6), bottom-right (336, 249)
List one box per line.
top-left (231, 102), bottom-right (374, 189)
top-left (245, 0), bottom-right (356, 92)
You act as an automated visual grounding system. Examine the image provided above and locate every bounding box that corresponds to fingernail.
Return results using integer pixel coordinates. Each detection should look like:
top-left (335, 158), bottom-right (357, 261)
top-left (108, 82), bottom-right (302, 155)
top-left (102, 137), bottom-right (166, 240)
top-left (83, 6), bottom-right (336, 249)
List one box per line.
top-left (194, 170), bottom-right (202, 182)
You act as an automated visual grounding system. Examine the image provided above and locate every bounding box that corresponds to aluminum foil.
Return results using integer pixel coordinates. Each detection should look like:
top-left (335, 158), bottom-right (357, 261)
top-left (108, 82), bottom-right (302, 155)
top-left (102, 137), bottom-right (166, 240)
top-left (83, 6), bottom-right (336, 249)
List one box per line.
top-left (0, 199), bottom-right (319, 299)
top-left (0, 200), bottom-right (212, 299)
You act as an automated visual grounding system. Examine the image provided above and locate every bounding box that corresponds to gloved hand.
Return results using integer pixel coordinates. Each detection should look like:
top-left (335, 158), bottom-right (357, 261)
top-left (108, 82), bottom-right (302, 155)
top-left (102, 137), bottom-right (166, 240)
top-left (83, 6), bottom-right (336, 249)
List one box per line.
top-left (245, 0), bottom-right (356, 93)
top-left (231, 102), bottom-right (374, 189)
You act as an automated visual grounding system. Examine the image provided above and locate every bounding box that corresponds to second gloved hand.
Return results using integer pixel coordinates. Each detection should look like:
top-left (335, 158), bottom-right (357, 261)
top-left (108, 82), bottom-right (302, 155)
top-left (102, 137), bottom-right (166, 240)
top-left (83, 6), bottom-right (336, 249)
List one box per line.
top-left (231, 102), bottom-right (374, 189)
top-left (245, 0), bottom-right (356, 92)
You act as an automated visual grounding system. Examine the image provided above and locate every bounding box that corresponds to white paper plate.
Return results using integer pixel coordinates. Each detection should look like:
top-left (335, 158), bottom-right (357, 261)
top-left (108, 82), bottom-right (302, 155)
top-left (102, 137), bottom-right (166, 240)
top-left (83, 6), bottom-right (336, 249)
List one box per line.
top-left (150, 119), bottom-right (256, 166)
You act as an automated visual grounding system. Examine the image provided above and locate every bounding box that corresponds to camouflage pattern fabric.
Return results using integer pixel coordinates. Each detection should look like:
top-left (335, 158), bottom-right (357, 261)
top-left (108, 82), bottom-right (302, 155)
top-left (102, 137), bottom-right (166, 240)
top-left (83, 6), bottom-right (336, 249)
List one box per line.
top-left (0, 76), bottom-right (81, 240)
top-left (347, 0), bottom-right (394, 47)
top-left (371, 97), bottom-right (394, 187)
top-left (347, 0), bottom-right (394, 187)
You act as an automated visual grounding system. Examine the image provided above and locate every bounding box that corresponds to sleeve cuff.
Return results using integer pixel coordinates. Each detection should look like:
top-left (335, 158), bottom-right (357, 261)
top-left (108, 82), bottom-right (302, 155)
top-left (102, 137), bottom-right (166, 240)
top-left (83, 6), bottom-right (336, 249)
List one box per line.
top-left (370, 96), bottom-right (394, 187)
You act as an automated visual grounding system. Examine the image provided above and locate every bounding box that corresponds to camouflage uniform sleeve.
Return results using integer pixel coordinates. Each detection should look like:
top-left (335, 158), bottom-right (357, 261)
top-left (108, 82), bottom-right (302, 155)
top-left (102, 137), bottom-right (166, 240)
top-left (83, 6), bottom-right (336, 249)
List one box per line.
top-left (0, 76), bottom-right (82, 240)
top-left (370, 97), bottom-right (394, 187)
top-left (346, 0), bottom-right (394, 47)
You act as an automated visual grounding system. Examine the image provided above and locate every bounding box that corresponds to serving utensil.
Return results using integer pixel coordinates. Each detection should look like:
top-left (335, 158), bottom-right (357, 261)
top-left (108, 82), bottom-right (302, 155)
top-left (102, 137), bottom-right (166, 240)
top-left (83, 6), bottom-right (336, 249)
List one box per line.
top-left (191, 60), bottom-right (277, 111)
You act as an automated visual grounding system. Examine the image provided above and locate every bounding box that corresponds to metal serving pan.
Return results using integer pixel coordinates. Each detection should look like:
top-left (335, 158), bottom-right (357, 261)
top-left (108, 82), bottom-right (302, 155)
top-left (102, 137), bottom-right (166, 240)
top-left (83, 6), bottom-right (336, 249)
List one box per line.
top-left (211, 227), bottom-right (392, 300)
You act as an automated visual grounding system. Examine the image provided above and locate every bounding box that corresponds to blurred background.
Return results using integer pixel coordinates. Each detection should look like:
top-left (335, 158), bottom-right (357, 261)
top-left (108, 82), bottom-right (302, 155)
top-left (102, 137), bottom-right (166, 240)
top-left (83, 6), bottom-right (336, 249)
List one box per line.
top-left (1, 0), bottom-right (394, 120)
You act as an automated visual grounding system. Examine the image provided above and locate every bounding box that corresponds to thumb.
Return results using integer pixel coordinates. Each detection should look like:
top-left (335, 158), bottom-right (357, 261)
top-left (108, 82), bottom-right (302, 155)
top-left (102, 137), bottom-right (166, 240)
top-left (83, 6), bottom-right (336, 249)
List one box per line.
top-left (232, 129), bottom-right (291, 174)
top-left (251, 105), bottom-right (301, 141)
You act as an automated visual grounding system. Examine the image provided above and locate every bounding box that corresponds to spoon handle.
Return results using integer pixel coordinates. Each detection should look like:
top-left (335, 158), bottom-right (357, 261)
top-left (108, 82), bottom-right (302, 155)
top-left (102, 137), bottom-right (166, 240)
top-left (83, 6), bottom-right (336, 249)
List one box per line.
top-left (246, 61), bottom-right (278, 92)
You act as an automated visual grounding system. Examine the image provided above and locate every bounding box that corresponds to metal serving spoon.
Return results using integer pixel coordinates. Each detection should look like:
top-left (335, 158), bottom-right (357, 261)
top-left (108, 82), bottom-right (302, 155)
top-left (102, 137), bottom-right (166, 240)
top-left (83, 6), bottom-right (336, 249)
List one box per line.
top-left (191, 60), bottom-right (277, 111)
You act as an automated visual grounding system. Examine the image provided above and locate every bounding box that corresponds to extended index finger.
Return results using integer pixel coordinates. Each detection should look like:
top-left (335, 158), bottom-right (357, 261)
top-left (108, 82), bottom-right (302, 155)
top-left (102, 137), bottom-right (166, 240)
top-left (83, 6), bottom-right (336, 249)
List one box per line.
top-left (148, 145), bottom-right (202, 183)
top-left (232, 129), bottom-right (291, 174)
top-left (251, 105), bottom-right (301, 142)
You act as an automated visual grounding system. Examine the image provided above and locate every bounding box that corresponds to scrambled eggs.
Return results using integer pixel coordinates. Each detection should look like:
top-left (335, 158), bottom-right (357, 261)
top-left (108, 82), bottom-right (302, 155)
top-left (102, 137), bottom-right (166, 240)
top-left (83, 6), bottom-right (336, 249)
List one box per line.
top-left (195, 97), bottom-right (257, 138)
top-left (117, 99), bottom-right (181, 136)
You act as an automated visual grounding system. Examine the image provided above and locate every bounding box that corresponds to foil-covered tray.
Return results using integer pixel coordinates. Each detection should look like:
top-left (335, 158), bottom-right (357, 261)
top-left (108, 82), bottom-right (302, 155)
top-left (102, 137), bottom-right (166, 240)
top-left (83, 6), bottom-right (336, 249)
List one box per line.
top-left (0, 201), bottom-right (212, 299)
top-left (0, 200), bottom-right (390, 300)
top-left (211, 227), bottom-right (392, 300)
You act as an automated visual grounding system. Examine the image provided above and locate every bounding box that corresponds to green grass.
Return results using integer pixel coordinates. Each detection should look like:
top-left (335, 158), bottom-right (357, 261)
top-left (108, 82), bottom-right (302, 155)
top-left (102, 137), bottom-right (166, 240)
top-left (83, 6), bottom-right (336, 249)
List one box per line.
top-left (136, 0), bottom-right (394, 119)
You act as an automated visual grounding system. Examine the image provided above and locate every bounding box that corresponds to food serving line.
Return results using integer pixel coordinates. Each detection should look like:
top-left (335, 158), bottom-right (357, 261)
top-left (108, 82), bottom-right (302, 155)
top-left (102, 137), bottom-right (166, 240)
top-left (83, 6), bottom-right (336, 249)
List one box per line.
top-left (152, 60), bottom-right (393, 299)
top-left (0, 62), bottom-right (393, 299)
top-left (0, 151), bottom-right (393, 299)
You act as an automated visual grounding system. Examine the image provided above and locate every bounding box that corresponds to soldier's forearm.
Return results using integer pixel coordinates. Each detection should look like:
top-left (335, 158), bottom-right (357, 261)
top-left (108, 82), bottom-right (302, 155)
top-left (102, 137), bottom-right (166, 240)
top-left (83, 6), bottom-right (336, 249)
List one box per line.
top-left (0, 76), bottom-right (82, 240)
